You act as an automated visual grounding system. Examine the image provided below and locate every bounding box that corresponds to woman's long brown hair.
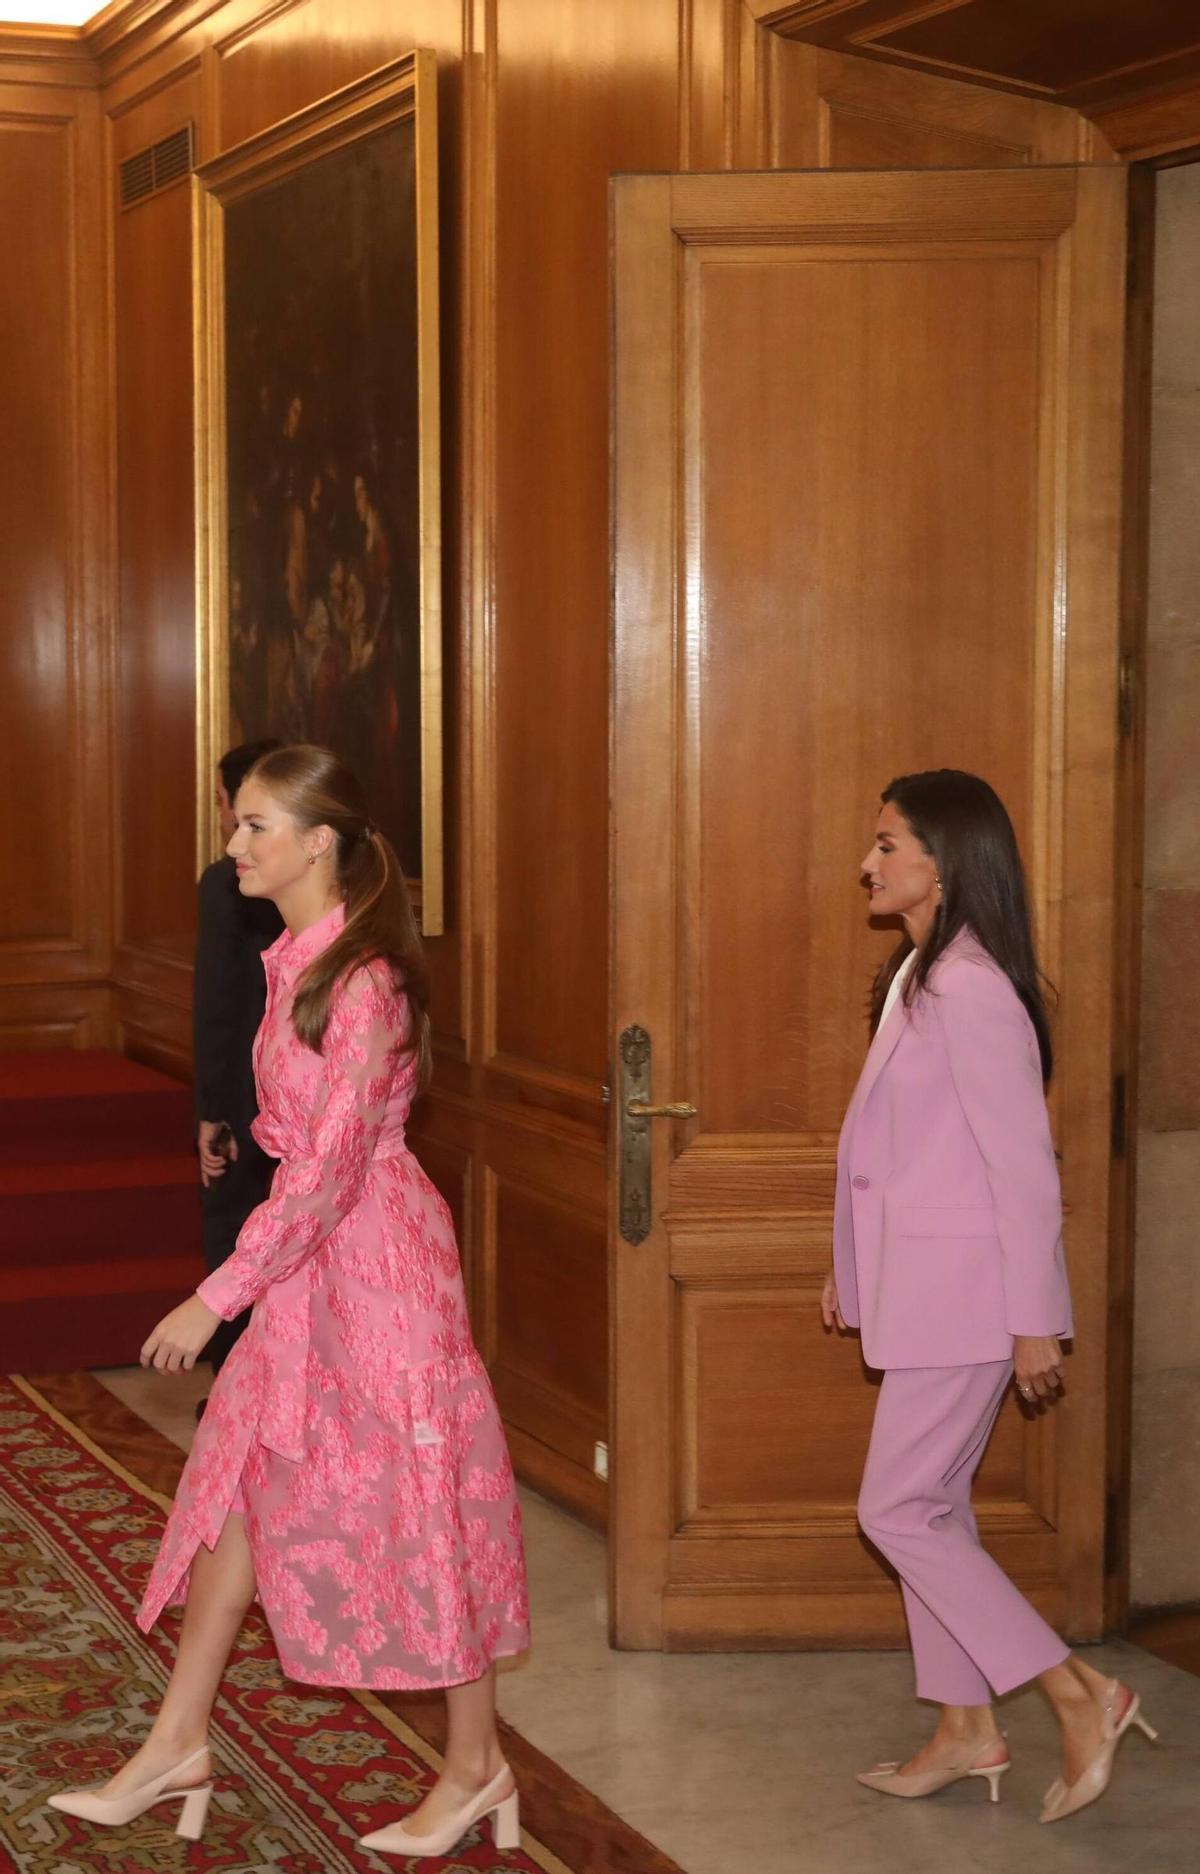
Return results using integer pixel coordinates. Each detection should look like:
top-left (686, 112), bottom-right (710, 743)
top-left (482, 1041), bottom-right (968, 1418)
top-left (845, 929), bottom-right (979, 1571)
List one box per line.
top-left (869, 768), bottom-right (1055, 1082)
top-left (246, 744), bottom-right (431, 1090)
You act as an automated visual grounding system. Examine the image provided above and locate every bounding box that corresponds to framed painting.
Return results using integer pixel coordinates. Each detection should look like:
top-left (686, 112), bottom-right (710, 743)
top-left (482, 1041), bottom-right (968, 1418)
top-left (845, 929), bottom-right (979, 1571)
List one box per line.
top-left (194, 52), bottom-right (444, 932)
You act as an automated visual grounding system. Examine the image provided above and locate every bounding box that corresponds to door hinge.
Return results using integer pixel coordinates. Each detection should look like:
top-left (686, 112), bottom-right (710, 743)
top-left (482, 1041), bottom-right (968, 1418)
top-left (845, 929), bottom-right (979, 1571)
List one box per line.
top-left (1117, 652), bottom-right (1136, 740)
top-left (1111, 1071), bottom-right (1127, 1160)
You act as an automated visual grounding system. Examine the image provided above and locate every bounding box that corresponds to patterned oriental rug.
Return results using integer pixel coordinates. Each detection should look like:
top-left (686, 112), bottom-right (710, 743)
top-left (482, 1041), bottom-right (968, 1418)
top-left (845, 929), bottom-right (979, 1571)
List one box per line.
top-left (0, 1373), bottom-right (685, 1874)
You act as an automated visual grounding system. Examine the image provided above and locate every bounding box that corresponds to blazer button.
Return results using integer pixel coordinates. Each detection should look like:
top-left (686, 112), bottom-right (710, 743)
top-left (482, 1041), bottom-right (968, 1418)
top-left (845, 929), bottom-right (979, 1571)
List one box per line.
top-left (851, 1175), bottom-right (870, 1190)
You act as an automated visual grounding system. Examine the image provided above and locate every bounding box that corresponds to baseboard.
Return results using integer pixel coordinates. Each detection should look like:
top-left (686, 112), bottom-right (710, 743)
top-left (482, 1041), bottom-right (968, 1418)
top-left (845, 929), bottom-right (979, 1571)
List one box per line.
top-left (506, 1421), bottom-right (608, 1532)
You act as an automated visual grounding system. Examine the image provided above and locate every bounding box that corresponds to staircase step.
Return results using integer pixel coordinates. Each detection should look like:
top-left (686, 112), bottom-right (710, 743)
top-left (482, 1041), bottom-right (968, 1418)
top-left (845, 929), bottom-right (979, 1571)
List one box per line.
top-left (0, 1179), bottom-right (202, 1269)
top-left (0, 1155), bottom-right (198, 1196)
top-left (0, 1051), bottom-right (193, 1164)
top-left (0, 1050), bottom-right (209, 1373)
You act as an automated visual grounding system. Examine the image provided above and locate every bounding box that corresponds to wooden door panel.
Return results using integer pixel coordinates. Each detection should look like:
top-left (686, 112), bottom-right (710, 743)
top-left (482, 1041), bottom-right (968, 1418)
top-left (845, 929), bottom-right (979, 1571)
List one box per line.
top-left (695, 246), bottom-right (1043, 1137)
top-left (612, 165), bottom-right (1126, 1649)
top-left (682, 1286), bottom-right (880, 1514)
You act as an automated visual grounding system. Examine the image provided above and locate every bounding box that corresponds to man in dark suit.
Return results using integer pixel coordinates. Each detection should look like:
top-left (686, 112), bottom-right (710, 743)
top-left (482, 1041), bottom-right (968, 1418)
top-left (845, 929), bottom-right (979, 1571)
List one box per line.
top-left (194, 739), bottom-right (284, 1396)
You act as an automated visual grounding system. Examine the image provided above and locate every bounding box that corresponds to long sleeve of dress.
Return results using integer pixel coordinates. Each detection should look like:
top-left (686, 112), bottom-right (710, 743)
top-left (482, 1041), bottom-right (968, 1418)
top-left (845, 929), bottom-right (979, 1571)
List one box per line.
top-left (932, 957), bottom-right (1073, 1339)
top-left (197, 966), bottom-right (406, 1320)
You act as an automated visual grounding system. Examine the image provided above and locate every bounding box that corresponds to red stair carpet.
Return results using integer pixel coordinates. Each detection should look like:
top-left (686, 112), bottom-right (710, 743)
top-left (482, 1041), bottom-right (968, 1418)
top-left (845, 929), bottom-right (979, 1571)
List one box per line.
top-left (0, 1051), bottom-right (204, 1373)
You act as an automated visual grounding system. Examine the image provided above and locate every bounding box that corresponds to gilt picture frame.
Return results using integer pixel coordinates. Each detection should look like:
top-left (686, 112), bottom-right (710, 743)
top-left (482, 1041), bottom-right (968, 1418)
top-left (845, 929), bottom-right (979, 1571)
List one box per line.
top-left (193, 51), bottom-right (443, 932)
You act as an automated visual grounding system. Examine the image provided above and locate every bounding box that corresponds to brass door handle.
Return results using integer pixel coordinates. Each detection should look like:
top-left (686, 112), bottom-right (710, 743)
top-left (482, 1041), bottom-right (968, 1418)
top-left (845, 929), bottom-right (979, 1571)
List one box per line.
top-left (617, 1024), bottom-right (694, 1245)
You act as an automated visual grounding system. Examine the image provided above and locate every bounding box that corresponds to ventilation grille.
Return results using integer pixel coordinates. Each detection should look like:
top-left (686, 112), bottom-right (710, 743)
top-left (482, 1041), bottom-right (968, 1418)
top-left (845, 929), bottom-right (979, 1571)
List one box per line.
top-left (119, 124), bottom-right (194, 209)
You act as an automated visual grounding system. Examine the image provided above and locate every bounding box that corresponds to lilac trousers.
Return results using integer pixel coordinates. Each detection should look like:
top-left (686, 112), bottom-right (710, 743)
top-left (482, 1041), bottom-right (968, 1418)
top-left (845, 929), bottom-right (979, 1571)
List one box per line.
top-left (857, 1360), bottom-right (1070, 1704)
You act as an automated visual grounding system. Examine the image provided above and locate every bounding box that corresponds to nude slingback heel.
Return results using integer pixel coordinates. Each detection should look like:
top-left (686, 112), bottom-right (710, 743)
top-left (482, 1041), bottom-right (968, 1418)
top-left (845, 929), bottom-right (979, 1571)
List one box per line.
top-left (491, 1789), bottom-right (521, 1849)
top-left (47, 1744), bottom-right (214, 1839)
top-left (359, 1763), bottom-right (520, 1857)
top-left (858, 1745), bottom-right (1011, 1802)
top-left (1040, 1680), bottom-right (1159, 1824)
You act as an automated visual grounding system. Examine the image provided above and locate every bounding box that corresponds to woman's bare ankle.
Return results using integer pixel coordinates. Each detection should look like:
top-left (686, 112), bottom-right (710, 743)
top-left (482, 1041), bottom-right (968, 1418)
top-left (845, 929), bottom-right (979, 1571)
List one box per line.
top-left (937, 1704), bottom-right (999, 1745)
top-left (441, 1745), bottom-right (508, 1793)
top-left (145, 1722), bottom-right (210, 1763)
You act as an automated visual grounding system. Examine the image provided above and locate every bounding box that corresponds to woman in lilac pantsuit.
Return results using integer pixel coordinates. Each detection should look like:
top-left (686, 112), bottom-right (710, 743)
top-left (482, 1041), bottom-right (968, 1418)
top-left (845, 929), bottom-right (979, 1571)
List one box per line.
top-left (48, 747), bottom-right (528, 1860)
top-left (822, 770), bottom-right (1156, 1826)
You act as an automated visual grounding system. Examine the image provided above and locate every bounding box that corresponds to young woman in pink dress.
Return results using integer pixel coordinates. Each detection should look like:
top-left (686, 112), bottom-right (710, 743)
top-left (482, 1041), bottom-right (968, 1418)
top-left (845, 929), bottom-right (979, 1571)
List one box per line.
top-left (822, 770), bottom-right (1155, 1825)
top-left (49, 744), bottom-right (529, 1857)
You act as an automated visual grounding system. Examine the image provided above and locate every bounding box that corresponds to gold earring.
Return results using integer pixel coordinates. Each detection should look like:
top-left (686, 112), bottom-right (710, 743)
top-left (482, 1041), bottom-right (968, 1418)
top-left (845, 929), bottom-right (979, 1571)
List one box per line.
top-left (307, 851), bottom-right (318, 866)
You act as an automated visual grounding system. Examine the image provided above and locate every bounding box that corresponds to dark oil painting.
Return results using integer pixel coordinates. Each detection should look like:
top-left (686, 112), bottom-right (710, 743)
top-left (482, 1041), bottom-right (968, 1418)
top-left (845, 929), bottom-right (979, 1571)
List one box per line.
top-left (224, 119), bottom-right (423, 876)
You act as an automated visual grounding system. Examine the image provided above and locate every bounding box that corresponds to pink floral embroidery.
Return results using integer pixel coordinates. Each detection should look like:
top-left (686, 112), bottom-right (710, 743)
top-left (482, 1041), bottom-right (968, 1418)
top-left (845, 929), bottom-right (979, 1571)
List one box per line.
top-left (137, 903), bottom-right (529, 1689)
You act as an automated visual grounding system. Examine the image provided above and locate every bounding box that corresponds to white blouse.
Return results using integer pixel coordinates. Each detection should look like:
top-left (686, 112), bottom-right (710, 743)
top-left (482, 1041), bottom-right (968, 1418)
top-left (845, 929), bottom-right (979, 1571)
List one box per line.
top-left (879, 948), bottom-right (918, 1030)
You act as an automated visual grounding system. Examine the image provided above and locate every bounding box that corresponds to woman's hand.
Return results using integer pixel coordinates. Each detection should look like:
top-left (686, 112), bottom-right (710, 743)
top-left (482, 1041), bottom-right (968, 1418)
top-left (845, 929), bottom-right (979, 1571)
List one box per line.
top-left (141, 1296), bottom-right (222, 1373)
top-left (820, 1268), bottom-right (848, 1333)
top-left (1013, 1334), bottom-right (1064, 1405)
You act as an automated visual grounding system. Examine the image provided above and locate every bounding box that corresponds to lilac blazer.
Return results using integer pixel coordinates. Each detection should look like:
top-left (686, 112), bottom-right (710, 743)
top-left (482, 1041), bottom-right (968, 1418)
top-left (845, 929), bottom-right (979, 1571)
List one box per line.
top-left (832, 930), bottom-right (1073, 1370)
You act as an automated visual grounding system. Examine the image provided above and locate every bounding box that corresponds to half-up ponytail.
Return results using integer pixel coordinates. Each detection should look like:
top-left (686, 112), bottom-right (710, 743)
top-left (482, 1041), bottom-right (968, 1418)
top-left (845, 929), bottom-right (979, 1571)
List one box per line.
top-left (246, 744), bottom-right (431, 1090)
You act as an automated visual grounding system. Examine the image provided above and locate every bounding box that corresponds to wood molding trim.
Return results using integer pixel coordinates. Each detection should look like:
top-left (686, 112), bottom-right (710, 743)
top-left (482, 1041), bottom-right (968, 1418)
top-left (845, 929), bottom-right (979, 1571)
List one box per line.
top-left (746, 0), bottom-right (1200, 126)
top-left (464, 0), bottom-right (495, 1070)
top-left (88, 0), bottom-right (223, 79)
top-left (0, 27), bottom-right (99, 87)
top-left (1088, 78), bottom-right (1200, 163)
top-left (1103, 163), bottom-right (1156, 1631)
top-left (680, 0), bottom-right (775, 171)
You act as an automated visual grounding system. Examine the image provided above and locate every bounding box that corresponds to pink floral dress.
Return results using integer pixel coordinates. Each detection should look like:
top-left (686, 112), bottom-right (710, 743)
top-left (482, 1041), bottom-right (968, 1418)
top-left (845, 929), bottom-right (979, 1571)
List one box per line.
top-left (138, 903), bottom-right (530, 1689)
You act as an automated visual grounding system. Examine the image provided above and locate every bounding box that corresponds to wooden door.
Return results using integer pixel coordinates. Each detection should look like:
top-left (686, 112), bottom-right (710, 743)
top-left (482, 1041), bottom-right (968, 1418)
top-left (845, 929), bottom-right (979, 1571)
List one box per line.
top-left (610, 165), bottom-right (1128, 1649)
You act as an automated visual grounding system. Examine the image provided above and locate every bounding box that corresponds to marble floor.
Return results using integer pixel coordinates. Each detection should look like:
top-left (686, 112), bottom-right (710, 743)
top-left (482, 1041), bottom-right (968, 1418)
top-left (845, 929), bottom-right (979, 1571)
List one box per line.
top-left (97, 1364), bottom-right (1200, 1874)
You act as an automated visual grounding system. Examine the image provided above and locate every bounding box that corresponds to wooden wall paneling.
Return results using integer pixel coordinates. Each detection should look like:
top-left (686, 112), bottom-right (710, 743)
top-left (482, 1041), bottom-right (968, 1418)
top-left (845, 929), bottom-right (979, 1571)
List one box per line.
top-left (0, 93), bottom-right (74, 949)
top-left (1051, 166), bottom-right (1129, 1638)
top-left (209, 0), bottom-right (461, 156)
top-left (679, 0), bottom-right (734, 170)
top-left (461, 0), bottom-right (493, 1090)
top-left (489, 0), bottom-right (677, 1091)
top-left (484, 1121), bottom-right (609, 1528)
top-left (491, 1169), bottom-right (607, 1516)
top-left (471, 0), bottom-right (683, 1520)
top-left (1102, 162), bottom-right (1156, 1629)
top-left (109, 62), bottom-right (204, 1075)
top-left (763, 33), bottom-right (821, 168)
top-left (681, 0), bottom-right (776, 172)
top-left (0, 984), bottom-right (112, 1052)
top-left (114, 985), bottom-right (192, 1078)
top-left (109, 932), bottom-right (193, 1070)
top-left (0, 60), bottom-right (115, 1044)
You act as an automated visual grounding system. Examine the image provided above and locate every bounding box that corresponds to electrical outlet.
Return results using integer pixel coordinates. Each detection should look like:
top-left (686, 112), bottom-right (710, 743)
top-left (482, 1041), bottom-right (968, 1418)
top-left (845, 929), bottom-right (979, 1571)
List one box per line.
top-left (593, 1441), bottom-right (609, 1481)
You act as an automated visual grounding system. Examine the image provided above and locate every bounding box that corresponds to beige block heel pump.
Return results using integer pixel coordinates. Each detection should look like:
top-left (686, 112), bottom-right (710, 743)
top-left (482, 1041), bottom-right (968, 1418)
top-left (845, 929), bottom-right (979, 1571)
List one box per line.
top-left (359, 1764), bottom-right (520, 1857)
top-left (47, 1744), bottom-right (213, 1840)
